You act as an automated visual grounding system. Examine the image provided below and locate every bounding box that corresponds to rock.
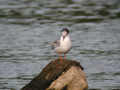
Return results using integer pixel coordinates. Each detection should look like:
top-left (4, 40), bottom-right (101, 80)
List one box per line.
top-left (21, 59), bottom-right (88, 90)
top-left (47, 66), bottom-right (88, 90)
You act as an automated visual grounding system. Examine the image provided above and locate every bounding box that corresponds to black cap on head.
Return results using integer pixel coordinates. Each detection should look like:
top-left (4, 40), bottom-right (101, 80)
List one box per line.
top-left (61, 28), bottom-right (69, 34)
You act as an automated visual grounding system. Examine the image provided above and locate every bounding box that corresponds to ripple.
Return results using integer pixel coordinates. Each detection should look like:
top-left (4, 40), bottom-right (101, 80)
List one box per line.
top-left (0, 0), bottom-right (120, 25)
top-left (0, 0), bottom-right (120, 90)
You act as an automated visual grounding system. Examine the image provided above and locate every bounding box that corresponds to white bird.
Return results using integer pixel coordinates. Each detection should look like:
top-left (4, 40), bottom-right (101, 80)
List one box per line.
top-left (51, 28), bottom-right (72, 61)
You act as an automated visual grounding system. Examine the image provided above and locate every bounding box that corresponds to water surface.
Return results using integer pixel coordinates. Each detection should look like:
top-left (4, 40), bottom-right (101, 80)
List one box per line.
top-left (0, 0), bottom-right (120, 90)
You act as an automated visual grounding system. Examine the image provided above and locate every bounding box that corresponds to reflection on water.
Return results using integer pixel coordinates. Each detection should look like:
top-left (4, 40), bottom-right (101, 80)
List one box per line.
top-left (0, 0), bottom-right (120, 90)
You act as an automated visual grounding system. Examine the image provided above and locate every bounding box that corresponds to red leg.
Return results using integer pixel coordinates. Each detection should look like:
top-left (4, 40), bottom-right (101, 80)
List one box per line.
top-left (64, 54), bottom-right (66, 60)
top-left (60, 56), bottom-right (63, 60)
top-left (58, 53), bottom-right (61, 60)
top-left (58, 54), bottom-right (63, 63)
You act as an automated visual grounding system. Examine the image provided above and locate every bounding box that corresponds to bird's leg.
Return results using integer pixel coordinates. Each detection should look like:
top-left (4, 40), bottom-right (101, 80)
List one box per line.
top-left (64, 53), bottom-right (66, 60)
top-left (58, 53), bottom-right (63, 63)
top-left (59, 55), bottom-right (63, 60)
top-left (60, 56), bottom-right (63, 60)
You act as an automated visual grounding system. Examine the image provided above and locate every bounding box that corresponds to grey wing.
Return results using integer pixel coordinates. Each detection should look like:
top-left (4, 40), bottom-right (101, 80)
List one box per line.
top-left (51, 40), bottom-right (60, 49)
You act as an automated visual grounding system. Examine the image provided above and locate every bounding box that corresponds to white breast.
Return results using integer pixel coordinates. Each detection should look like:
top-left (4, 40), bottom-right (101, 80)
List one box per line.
top-left (60, 35), bottom-right (71, 51)
top-left (55, 35), bottom-right (72, 54)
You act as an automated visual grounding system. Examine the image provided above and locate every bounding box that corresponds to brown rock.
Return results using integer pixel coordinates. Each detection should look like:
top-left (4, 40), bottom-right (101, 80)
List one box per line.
top-left (47, 66), bottom-right (88, 90)
top-left (21, 59), bottom-right (88, 90)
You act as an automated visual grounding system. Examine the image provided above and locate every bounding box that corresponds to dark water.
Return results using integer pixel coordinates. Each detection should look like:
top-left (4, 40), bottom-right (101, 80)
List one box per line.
top-left (0, 0), bottom-right (120, 90)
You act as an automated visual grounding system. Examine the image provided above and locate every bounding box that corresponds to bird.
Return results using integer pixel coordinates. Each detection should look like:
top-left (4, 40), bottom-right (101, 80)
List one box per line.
top-left (51, 28), bottom-right (72, 61)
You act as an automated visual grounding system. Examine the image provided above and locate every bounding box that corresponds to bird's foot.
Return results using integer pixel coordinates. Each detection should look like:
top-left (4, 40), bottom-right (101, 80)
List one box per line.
top-left (64, 54), bottom-right (66, 60)
top-left (59, 56), bottom-right (63, 63)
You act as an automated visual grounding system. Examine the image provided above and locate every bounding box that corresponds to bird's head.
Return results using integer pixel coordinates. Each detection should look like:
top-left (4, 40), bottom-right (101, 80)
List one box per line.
top-left (61, 28), bottom-right (69, 37)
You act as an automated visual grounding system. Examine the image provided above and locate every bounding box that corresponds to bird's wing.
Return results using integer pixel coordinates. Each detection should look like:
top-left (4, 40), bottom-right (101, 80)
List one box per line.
top-left (50, 40), bottom-right (60, 49)
top-left (52, 40), bottom-right (60, 47)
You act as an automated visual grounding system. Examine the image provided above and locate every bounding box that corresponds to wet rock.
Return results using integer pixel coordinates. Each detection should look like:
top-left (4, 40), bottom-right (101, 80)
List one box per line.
top-left (21, 59), bottom-right (88, 90)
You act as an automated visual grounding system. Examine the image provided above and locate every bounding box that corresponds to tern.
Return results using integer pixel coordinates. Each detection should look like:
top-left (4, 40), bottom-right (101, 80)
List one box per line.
top-left (51, 28), bottom-right (72, 61)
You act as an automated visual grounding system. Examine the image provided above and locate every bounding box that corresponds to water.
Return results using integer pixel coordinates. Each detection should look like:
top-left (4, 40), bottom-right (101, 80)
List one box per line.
top-left (0, 0), bottom-right (120, 90)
